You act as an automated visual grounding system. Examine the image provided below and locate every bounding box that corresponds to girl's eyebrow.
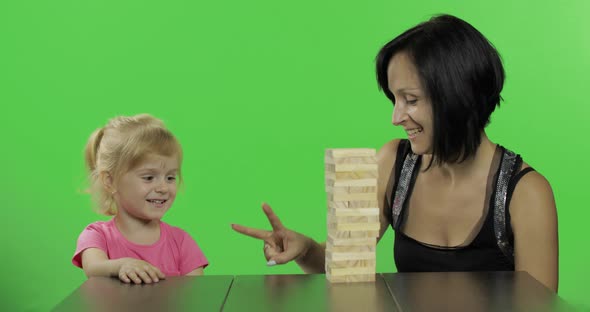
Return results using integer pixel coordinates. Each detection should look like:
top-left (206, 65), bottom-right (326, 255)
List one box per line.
top-left (136, 168), bottom-right (178, 173)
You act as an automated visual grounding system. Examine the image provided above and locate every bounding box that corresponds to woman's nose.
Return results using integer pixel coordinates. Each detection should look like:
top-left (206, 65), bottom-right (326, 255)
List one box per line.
top-left (392, 103), bottom-right (406, 126)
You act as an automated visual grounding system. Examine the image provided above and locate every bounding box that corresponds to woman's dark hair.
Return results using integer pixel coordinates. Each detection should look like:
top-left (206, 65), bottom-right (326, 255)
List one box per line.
top-left (376, 14), bottom-right (505, 166)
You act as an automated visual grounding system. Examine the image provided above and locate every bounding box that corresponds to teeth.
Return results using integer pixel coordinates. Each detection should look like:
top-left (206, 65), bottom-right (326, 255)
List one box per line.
top-left (407, 128), bottom-right (423, 135)
top-left (148, 200), bottom-right (165, 204)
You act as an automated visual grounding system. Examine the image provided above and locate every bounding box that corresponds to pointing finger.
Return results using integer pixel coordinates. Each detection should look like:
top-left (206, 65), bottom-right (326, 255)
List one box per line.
top-left (232, 224), bottom-right (271, 240)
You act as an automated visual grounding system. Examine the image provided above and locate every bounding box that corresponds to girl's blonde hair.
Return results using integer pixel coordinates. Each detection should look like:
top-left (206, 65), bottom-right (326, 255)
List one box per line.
top-left (84, 114), bottom-right (183, 215)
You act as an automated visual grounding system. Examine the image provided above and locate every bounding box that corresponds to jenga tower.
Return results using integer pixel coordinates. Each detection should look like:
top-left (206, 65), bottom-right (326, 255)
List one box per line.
top-left (325, 148), bottom-right (379, 283)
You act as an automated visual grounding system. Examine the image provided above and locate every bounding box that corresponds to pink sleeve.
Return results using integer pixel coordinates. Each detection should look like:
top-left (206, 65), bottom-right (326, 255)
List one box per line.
top-left (72, 223), bottom-right (108, 268)
top-left (178, 231), bottom-right (208, 275)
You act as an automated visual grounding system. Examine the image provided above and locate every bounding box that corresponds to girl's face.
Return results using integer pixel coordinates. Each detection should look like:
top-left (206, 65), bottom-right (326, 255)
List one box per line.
top-left (386, 52), bottom-right (433, 155)
top-left (114, 153), bottom-right (179, 222)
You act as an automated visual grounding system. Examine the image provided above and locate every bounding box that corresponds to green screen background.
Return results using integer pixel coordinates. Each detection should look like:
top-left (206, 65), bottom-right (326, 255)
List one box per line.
top-left (1, 0), bottom-right (588, 310)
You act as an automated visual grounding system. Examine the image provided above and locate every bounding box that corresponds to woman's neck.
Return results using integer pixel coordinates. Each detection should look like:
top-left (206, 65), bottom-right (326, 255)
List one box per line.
top-left (422, 132), bottom-right (496, 184)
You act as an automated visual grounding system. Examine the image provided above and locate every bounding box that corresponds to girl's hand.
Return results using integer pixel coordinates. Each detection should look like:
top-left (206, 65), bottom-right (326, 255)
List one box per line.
top-left (232, 203), bottom-right (311, 266)
top-left (117, 258), bottom-right (166, 284)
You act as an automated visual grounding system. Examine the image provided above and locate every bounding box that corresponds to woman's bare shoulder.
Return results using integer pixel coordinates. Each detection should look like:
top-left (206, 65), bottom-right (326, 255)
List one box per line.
top-left (510, 163), bottom-right (556, 219)
top-left (377, 139), bottom-right (403, 169)
top-left (377, 139), bottom-right (404, 187)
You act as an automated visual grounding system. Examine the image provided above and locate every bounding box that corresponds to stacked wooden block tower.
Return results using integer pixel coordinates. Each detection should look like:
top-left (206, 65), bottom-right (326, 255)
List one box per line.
top-left (325, 148), bottom-right (379, 283)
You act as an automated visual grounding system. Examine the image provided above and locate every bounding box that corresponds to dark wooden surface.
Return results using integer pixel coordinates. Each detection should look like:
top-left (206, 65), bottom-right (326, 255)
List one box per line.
top-left (52, 275), bottom-right (234, 312)
top-left (222, 274), bottom-right (398, 312)
top-left (381, 271), bottom-right (572, 312)
top-left (53, 271), bottom-right (571, 311)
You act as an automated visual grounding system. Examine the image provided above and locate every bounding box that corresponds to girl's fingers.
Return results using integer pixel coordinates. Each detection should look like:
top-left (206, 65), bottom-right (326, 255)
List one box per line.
top-left (154, 267), bottom-right (166, 279)
top-left (119, 272), bottom-right (131, 284)
top-left (138, 270), bottom-right (152, 283)
top-left (146, 268), bottom-right (160, 282)
top-left (127, 272), bottom-right (142, 284)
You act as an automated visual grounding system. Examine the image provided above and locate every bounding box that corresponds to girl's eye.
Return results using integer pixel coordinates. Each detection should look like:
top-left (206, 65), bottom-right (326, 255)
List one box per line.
top-left (167, 176), bottom-right (177, 181)
top-left (142, 176), bottom-right (154, 181)
top-left (406, 99), bottom-right (417, 105)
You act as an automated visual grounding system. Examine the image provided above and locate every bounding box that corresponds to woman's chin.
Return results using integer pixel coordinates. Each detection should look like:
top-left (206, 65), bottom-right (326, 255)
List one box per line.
top-left (409, 143), bottom-right (431, 156)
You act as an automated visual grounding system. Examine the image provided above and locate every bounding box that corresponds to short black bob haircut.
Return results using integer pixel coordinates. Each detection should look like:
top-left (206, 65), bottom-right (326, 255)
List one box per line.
top-left (376, 14), bottom-right (505, 166)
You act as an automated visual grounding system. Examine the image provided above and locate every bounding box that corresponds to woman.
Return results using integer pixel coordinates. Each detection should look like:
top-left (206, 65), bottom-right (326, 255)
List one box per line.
top-left (232, 14), bottom-right (558, 292)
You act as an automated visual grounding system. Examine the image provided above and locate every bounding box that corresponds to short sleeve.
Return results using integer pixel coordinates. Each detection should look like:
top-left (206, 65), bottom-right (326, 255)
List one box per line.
top-left (72, 223), bottom-right (108, 268)
top-left (178, 231), bottom-right (208, 275)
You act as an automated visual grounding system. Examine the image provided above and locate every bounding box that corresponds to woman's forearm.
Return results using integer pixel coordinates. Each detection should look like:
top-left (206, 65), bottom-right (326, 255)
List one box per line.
top-left (296, 239), bottom-right (326, 274)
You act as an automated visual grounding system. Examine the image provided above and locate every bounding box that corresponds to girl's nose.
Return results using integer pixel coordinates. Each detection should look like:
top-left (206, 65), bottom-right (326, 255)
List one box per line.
top-left (155, 180), bottom-right (168, 193)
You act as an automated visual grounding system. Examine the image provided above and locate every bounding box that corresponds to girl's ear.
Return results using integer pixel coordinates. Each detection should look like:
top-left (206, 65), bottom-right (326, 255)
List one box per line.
top-left (100, 171), bottom-right (115, 193)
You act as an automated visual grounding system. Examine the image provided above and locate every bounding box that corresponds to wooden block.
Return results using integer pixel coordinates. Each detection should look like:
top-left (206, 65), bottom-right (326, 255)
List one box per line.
top-left (326, 259), bottom-right (376, 269)
top-left (346, 200), bottom-right (379, 208)
top-left (329, 216), bottom-right (380, 224)
top-left (325, 163), bottom-right (378, 173)
top-left (327, 245), bottom-right (376, 253)
top-left (326, 250), bottom-right (376, 261)
top-left (326, 242), bottom-right (376, 251)
top-left (328, 230), bottom-right (380, 239)
top-left (328, 214), bottom-right (379, 225)
top-left (327, 201), bottom-right (349, 209)
top-left (326, 186), bottom-right (376, 194)
top-left (327, 201), bottom-right (378, 210)
top-left (328, 236), bottom-right (376, 247)
top-left (325, 155), bottom-right (377, 165)
top-left (326, 186), bottom-right (377, 194)
top-left (328, 222), bottom-right (380, 232)
top-left (326, 149), bottom-right (375, 158)
top-left (326, 274), bottom-right (376, 283)
top-left (328, 211), bottom-right (377, 220)
top-left (325, 171), bottom-right (378, 180)
top-left (326, 178), bottom-right (377, 187)
top-left (328, 207), bottom-right (379, 217)
top-left (329, 192), bottom-right (377, 202)
top-left (327, 267), bottom-right (376, 276)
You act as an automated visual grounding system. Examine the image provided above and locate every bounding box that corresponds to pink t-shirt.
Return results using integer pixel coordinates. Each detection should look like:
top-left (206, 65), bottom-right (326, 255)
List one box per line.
top-left (72, 219), bottom-right (208, 276)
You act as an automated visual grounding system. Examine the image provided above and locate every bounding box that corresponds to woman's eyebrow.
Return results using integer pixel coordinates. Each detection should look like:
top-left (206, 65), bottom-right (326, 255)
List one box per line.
top-left (395, 87), bottom-right (421, 93)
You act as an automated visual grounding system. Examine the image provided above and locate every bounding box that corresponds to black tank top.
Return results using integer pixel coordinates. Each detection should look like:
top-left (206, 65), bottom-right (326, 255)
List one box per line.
top-left (385, 140), bottom-right (535, 272)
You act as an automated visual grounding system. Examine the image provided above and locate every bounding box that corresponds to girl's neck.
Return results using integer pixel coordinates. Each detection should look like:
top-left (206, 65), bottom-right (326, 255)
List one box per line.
top-left (114, 212), bottom-right (161, 245)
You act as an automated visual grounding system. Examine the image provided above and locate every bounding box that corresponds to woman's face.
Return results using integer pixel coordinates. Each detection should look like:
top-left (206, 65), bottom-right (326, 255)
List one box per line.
top-left (387, 52), bottom-right (433, 155)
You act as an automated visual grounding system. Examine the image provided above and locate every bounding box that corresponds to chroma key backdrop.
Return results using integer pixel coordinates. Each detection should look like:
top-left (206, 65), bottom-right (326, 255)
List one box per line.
top-left (1, 0), bottom-right (588, 310)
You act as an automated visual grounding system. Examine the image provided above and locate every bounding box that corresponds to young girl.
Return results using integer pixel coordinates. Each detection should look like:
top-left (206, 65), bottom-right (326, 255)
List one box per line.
top-left (72, 114), bottom-right (208, 284)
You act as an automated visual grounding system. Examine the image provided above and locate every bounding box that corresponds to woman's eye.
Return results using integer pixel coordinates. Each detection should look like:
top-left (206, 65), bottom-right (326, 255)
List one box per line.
top-left (142, 176), bottom-right (154, 181)
top-left (167, 176), bottom-right (177, 181)
top-left (406, 99), bottom-right (417, 105)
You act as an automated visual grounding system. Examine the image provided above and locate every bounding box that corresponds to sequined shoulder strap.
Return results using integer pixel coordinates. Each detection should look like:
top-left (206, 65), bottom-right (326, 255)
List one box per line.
top-left (493, 146), bottom-right (523, 263)
top-left (389, 140), bottom-right (419, 230)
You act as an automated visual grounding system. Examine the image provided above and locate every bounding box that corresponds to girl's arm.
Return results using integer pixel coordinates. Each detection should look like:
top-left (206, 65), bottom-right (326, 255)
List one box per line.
top-left (81, 248), bottom-right (166, 284)
top-left (186, 267), bottom-right (204, 276)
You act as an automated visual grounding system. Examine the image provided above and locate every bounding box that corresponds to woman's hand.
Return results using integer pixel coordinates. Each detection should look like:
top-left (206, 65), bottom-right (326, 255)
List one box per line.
top-left (117, 258), bottom-right (166, 284)
top-left (232, 203), bottom-right (311, 266)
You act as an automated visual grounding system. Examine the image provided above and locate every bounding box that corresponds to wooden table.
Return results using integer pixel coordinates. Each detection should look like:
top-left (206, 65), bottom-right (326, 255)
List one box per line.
top-left (381, 271), bottom-right (570, 312)
top-left (52, 275), bottom-right (234, 312)
top-left (53, 272), bottom-right (572, 311)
